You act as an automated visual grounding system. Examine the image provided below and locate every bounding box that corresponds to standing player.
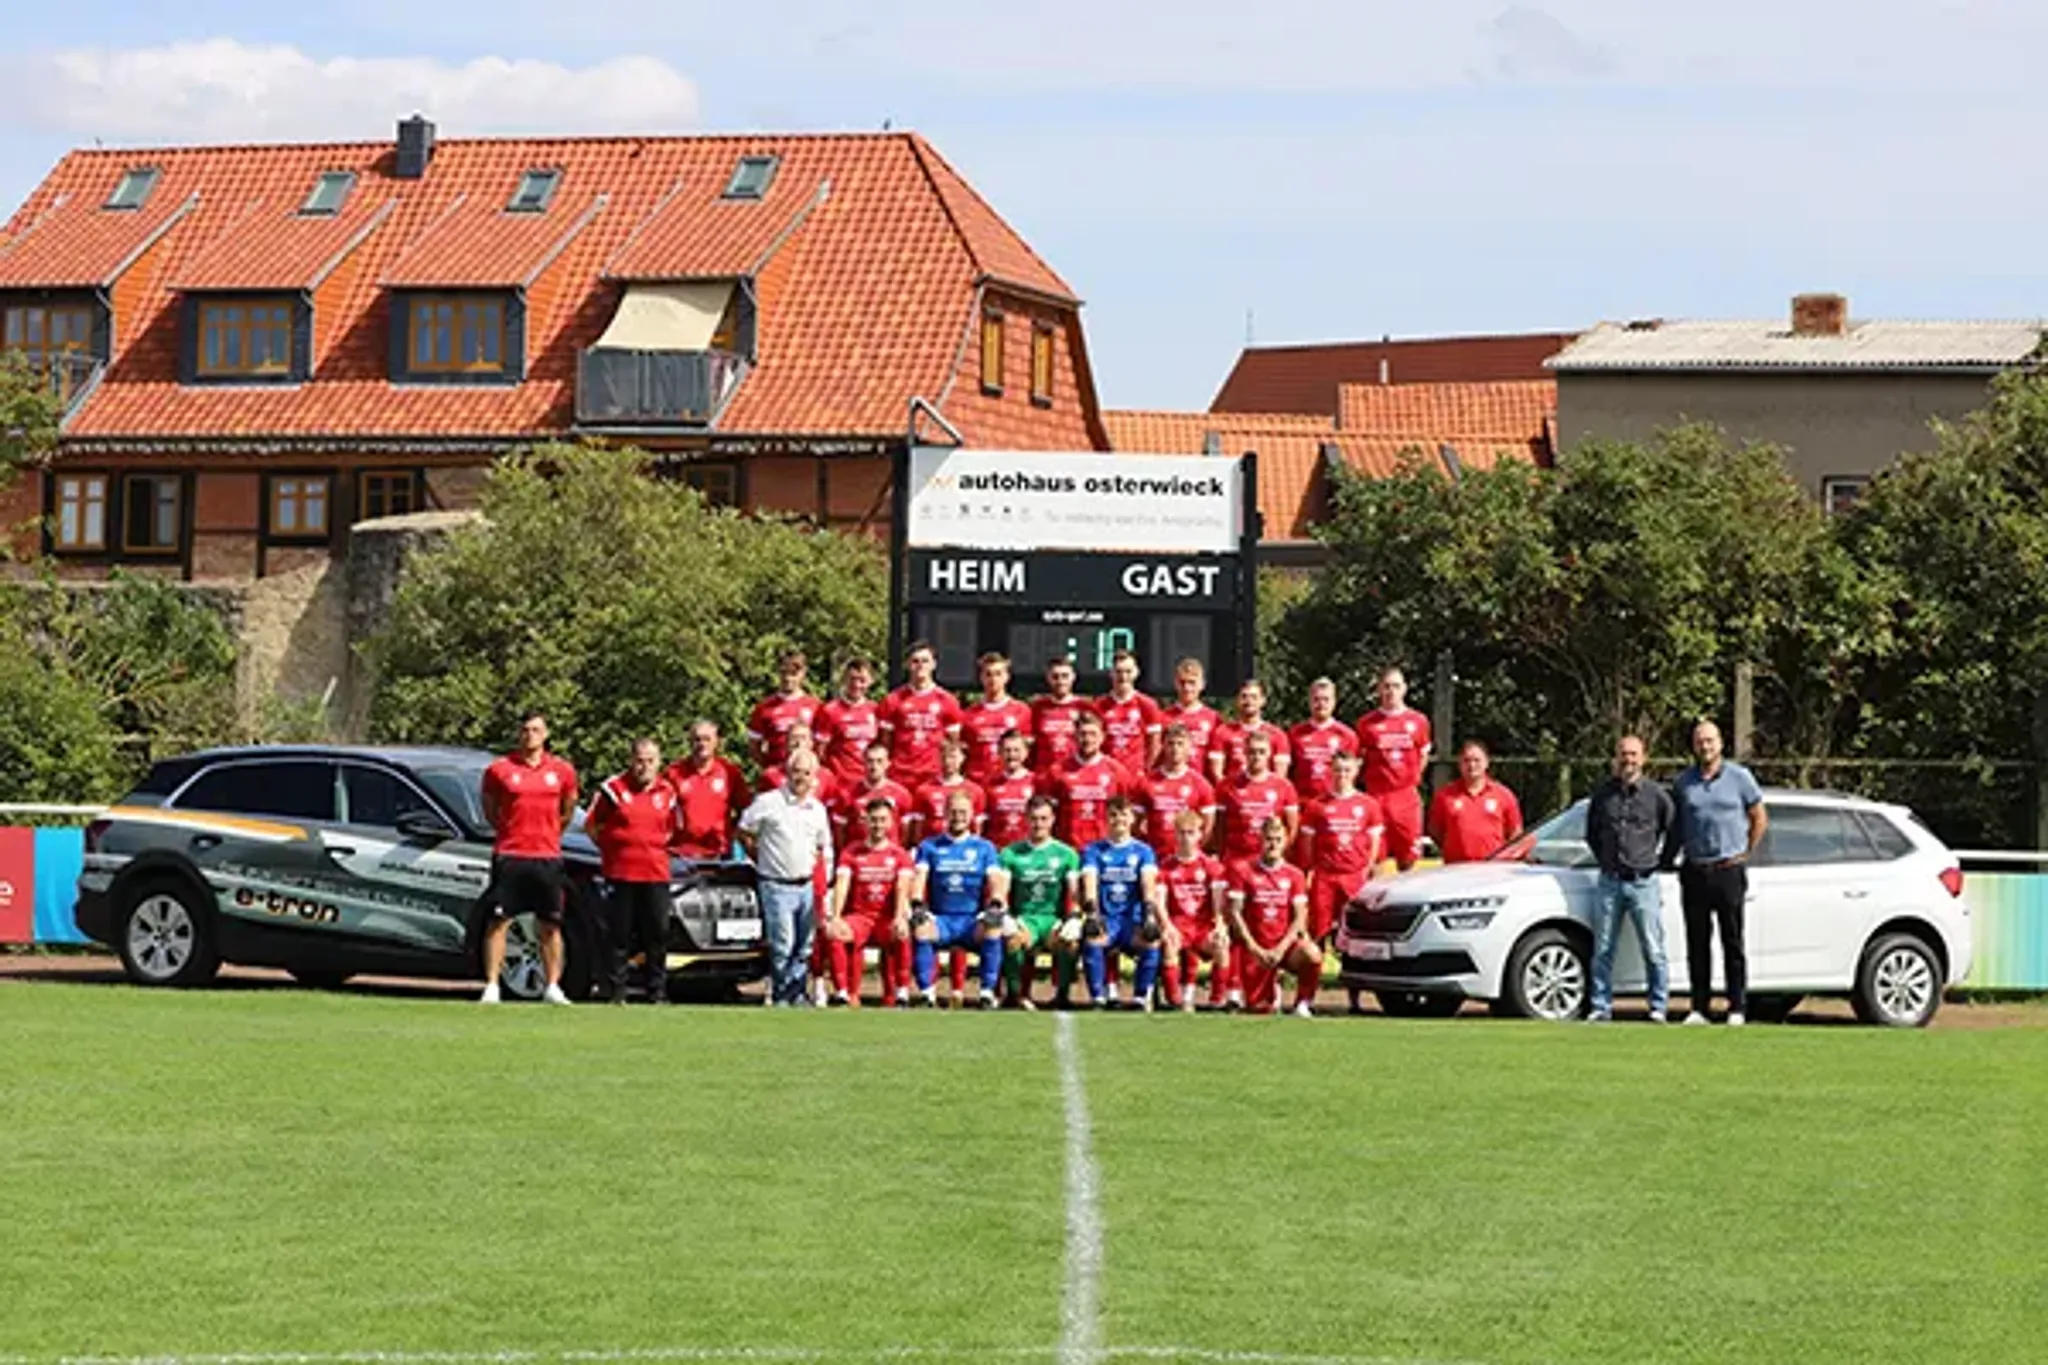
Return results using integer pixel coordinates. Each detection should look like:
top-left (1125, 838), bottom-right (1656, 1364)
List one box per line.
top-left (1057, 711), bottom-right (1133, 852)
top-left (877, 640), bottom-right (962, 793)
top-left (1097, 649), bottom-right (1163, 772)
top-left (479, 712), bottom-right (580, 1005)
top-left (906, 737), bottom-right (988, 847)
top-left (835, 741), bottom-right (914, 848)
top-left (1289, 677), bottom-right (1361, 803)
top-left (910, 790), bottom-right (1006, 1009)
top-left (825, 797), bottom-right (915, 1007)
top-left (1030, 656), bottom-right (1090, 780)
top-left (1080, 797), bottom-right (1163, 1010)
top-left (1160, 657), bottom-right (1222, 759)
top-left (1428, 741), bottom-right (1524, 864)
top-left (983, 731), bottom-right (1039, 851)
top-left (1227, 816), bottom-right (1323, 1018)
top-left (1138, 723), bottom-right (1216, 859)
top-left (665, 719), bottom-right (748, 862)
top-left (1215, 729), bottom-right (1300, 863)
top-left (755, 722), bottom-right (838, 803)
top-left (816, 657), bottom-right (881, 790)
top-left (996, 795), bottom-right (1080, 1009)
top-left (1159, 809), bottom-right (1231, 1012)
top-left (960, 652), bottom-right (1033, 787)
top-left (584, 737), bottom-right (679, 1005)
top-left (1356, 666), bottom-right (1433, 871)
top-left (1300, 749), bottom-right (1384, 1015)
top-left (747, 650), bottom-right (822, 770)
top-left (1208, 679), bottom-right (1292, 783)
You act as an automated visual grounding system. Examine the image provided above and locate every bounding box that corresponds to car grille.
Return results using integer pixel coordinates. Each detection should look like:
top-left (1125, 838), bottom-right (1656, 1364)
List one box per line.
top-left (1340, 950), bottom-right (1478, 979)
top-left (669, 879), bottom-right (761, 951)
top-left (1345, 901), bottom-right (1425, 938)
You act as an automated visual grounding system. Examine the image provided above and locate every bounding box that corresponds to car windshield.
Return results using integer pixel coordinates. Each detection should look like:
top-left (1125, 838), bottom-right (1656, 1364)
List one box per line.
top-left (1491, 800), bottom-right (1596, 868)
top-left (414, 759), bottom-right (589, 839)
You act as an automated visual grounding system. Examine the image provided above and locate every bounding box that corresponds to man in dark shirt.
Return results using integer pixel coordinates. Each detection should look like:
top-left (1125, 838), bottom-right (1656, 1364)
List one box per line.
top-left (1583, 734), bottom-right (1675, 1022)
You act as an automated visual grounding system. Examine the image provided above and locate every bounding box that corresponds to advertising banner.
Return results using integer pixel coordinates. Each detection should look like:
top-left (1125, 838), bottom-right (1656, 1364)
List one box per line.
top-left (907, 448), bottom-right (1243, 554)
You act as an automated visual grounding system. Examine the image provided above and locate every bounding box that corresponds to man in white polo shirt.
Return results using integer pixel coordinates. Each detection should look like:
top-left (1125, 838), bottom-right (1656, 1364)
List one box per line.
top-left (738, 751), bottom-right (834, 1007)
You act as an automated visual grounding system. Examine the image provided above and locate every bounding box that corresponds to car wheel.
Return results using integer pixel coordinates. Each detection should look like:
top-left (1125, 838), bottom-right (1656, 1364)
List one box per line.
top-left (116, 879), bottom-right (220, 988)
top-left (1375, 989), bottom-right (1464, 1019)
top-left (496, 912), bottom-right (595, 1001)
top-left (1501, 928), bottom-right (1589, 1021)
top-left (1853, 933), bottom-right (1941, 1028)
top-left (1744, 993), bottom-right (1802, 1024)
top-left (289, 968), bottom-right (355, 991)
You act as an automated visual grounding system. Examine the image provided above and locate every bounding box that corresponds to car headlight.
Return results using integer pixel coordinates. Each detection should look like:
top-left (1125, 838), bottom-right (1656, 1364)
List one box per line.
top-left (1430, 896), bottom-right (1506, 932)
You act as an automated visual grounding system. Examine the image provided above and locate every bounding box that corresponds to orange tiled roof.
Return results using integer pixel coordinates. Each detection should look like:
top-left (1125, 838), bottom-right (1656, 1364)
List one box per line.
top-left (0, 132), bottom-right (1098, 448)
top-left (169, 192), bottom-right (396, 291)
top-left (1103, 408), bottom-right (1336, 541)
top-left (1337, 379), bottom-right (1556, 440)
top-left (1212, 332), bottom-right (1575, 416)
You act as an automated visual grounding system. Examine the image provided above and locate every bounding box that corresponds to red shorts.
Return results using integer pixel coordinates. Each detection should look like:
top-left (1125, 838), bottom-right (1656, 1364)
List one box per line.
top-left (1232, 940), bottom-right (1285, 1014)
top-left (1169, 915), bottom-right (1224, 956)
top-left (1307, 869), bottom-right (1368, 940)
top-left (1379, 789), bottom-right (1423, 869)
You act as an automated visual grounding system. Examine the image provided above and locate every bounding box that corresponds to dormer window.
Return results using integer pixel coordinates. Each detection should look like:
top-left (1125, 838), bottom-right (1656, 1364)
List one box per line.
top-left (105, 166), bottom-right (160, 211)
top-left (301, 171), bottom-right (356, 216)
top-left (198, 298), bottom-right (294, 377)
top-left (506, 169), bottom-right (562, 213)
top-left (723, 155), bottom-right (779, 200)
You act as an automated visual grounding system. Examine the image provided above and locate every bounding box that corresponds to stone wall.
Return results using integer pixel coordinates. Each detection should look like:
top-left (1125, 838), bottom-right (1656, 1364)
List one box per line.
top-left (338, 510), bottom-right (479, 737)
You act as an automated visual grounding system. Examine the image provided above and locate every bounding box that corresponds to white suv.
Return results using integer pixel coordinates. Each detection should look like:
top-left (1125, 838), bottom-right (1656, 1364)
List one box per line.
top-left (1335, 789), bottom-right (1971, 1027)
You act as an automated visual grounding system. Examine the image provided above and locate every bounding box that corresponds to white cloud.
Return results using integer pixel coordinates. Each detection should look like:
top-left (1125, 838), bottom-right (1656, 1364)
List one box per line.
top-left (0, 39), bottom-right (698, 142)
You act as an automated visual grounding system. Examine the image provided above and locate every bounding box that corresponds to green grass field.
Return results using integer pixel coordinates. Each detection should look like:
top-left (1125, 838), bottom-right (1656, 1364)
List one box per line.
top-left (2, 983), bottom-right (2045, 1365)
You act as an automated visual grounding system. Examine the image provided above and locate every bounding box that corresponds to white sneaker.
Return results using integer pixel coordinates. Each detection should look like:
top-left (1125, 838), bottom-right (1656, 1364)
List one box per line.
top-left (829, 990), bottom-right (851, 1008)
top-left (1142, 992), bottom-right (1156, 1015)
top-left (1226, 989), bottom-right (1245, 1011)
top-left (812, 980), bottom-right (831, 1008)
top-left (1586, 1009), bottom-right (1611, 1024)
top-left (1727, 1011), bottom-right (1746, 1028)
top-left (1649, 1009), bottom-right (1668, 1024)
top-left (1018, 997), bottom-right (1037, 1012)
top-left (921, 987), bottom-right (939, 1008)
top-left (478, 982), bottom-right (501, 1004)
top-left (542, 983), bottom-right (572, 1006)
top-left (1683, 1011), bottom-right (1710, 1026)
top-left (1291, 1001), bottom-right (1314, 1019)
top-left (1180, 998), bottom-right (1196, 1015)
top-left (979, 991), bottom-right (1001, 1010)
top-left (894, 986), bottom-right (911, 1006)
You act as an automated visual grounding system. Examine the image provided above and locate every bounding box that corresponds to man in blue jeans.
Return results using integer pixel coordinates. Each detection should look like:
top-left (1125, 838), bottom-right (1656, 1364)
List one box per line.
top-left (737, 752), bottom-right (834, 1006)
top-left (1583, 735), bottom-right (1675, 1023)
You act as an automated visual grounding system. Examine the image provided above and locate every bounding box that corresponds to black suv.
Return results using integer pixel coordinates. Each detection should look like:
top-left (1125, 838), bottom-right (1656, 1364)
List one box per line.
top-left (74, 745), bottom-right (766, 1000)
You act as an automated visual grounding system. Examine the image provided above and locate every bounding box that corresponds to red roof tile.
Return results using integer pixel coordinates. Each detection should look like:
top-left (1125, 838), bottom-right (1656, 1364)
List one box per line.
top-left (380, 191), bottom-right (608, 289)
top-left (908, 136), bottom-right (1074, 301)
top-left (169, 191), bottom-right (396, 291)
top-left (602, 149), bottom-right (829, 280)
top-left (0, 179), bottom-right (197, 289)
top-left (1211, 332), bottom-right (1576, 417)
top-left (1103, 408), bottom-right (1335, 541)
top-left (1337, 379), bottom-right (1556, 440)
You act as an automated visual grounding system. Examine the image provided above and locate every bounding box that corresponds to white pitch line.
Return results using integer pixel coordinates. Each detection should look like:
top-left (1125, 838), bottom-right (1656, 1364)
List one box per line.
top-left (1056, 1011), bottom-right (1105, 1365)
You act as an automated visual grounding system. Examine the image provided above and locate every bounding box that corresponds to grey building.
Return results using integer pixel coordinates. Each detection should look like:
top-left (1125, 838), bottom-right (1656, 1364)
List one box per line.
top-left (1549, 294), bottom-right (2042, 511)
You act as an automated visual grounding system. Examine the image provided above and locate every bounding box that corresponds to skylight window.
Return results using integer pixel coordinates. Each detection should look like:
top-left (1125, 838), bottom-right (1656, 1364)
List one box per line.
top-left (723, 155), bottom-right (779, 200)
top-left (506, 168), bottom-right (562, 213)
top-left (104, 166), bottom-right (161, 211)
top-left (301, 171), bottom-right (356, 216)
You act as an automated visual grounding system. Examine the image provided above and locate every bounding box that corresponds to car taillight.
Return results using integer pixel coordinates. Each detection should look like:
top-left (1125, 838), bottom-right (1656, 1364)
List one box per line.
top-left (84, 819), bottom-right (109, 853)
top-left (1938, 866), bottom-right (1964, 899)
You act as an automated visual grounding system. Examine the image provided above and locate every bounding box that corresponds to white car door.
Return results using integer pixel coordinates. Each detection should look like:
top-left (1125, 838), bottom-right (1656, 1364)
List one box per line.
top-left (1748, 803), bottom-right (1891, 989)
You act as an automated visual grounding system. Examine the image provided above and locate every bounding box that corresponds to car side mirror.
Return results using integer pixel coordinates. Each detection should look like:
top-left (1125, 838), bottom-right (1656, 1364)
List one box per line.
top-left (396, 810), bottom-right (456, 844)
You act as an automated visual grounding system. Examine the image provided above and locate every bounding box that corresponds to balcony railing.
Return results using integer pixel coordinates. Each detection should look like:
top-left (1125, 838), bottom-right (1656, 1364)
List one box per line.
top-left (576, 347), bottom-right (745, 426)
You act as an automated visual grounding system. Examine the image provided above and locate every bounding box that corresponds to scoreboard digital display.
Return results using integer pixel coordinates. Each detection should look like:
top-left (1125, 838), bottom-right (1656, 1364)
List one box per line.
top-left (911, 605), bottom-right (1221, 689)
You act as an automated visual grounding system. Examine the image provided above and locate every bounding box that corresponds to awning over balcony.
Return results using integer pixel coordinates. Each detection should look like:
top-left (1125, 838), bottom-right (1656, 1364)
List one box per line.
top-left (594, 282), bottom-right (732, 352)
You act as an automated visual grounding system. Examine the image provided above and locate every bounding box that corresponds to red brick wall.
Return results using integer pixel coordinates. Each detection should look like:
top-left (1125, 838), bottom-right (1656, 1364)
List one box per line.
top-left (746, 455), bottom-right (819, 520)
top-left (194, 472), bottom-right (259, 531)
top-left (0, 473), bottom-right (44, 560)
top-left (824, 455), bottom-right (890, 533)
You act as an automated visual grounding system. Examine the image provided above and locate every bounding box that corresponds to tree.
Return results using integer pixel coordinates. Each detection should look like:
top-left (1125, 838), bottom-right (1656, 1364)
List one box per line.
top-left (0, 350), bottom-right (62, 490)
top-left (368, 445), bottom-right (888, 775)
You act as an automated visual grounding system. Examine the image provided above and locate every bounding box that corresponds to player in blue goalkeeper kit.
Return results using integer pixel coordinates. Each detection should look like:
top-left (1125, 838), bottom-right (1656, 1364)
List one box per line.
top-left (911, 787), bottom-right (1007, 1008)
top-left (1080, 796), bottom-right (1164, 1010)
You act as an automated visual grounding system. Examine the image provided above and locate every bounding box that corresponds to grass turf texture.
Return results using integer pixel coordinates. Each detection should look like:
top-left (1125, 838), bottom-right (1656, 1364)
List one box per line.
top-left (0, 987), bottom-right (2043, 1364)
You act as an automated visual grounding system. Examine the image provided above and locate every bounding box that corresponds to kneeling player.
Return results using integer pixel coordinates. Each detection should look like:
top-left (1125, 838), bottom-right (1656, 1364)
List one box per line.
top-left (1227, 816), bottom-right (1323, 1017)
top-left (827, 797), bottom-right (915, 1006)
top-left (1080, 797), bottom-right (1163, 1010)
top-left (996, 795), bottom-right (1080, 1009)
top-left (1159, 809), bottom-right (1231, 1012)
top-left (911, 789), bottom-right (1005, 1008)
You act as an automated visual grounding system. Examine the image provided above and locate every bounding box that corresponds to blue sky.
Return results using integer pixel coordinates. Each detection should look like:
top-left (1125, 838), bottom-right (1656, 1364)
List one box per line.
top-left (4, 1), bottom-right (2047, 411)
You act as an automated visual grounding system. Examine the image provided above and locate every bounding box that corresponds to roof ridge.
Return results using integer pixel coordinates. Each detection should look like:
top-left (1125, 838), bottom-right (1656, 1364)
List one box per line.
top-left (904, 133), bottom-right (1074, 300)
top-left (54, 129), bottom-right (927, 160)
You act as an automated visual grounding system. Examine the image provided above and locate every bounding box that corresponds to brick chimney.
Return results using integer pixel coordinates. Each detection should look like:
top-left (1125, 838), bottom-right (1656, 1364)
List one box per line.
top-left (1791, 292), bottom-right (1849, 337)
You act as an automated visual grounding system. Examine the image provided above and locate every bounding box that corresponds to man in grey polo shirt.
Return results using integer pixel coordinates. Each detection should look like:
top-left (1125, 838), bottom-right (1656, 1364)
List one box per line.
top-left (1668, 720), bottom-right (1768, 1026)
top-left (737, 751), bottom-right (834, 1007)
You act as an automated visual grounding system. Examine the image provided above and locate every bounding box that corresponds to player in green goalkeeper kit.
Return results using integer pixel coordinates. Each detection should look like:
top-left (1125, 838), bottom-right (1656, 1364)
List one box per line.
top-left (996, 794), bottom-right (1081, 1009)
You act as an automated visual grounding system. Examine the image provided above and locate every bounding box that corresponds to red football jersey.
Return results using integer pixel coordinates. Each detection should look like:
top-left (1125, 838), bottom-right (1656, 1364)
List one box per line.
top-left (1428, 779), bottom-right (1524, 864)
top-left (983, 770), bottom-right (1039, 849)
top-left (664, 757), bottom-right (748, 861)
top-left (1160, 701), bottom-right (1222, 758)
top-left (835, 841), bottom-right (914, 920)
top-left (587, 774), bottom-right (678, 882)
top-left (833, 778), bottom-right (914, 848)
top-left (1096, 692), bottom-right (1163, 770)
top-left (483, 752), bottom-right (578, 859)
top-left (1217, 772), bottom-right (1301, 861)
top-left (1056, 755), bottom-right (1131, 850)
top-left (1208, 719), bottom-right (1292, 781)
top-left (878, 685), bottom-right (962, 787)
top-left (1230, 858), bottom-right (1308, 948)
top-left (746, 692), bottom-right (822, 769)
top-left (960, 698), bottom-right (1033, 787)
top-left (909, 776), bottom-right (988, 843)
top-left (1160, 852), bottom-right (1227, 927)
top-left (1302, 792), bottom-right (1386, 875)
top-left (1138, 767), bottom-right (1216, 858)
top-left (1030, 695), bottom-right (1090, 777)
top-left (1288, 719), bottom-right (1361, 802)
top-left (1356, 708), bottom-right (1432, 796)
top-left (815, 697), bottom-right (881, 788)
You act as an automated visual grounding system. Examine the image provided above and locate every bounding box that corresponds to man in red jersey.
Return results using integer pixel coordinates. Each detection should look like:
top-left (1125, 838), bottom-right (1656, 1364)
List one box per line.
top-left (584, 738), bottom-right (679, 1005)
top-left (1160, 656), bottom-right (1222, 759)
top-left (1159, 809), bottom-right (1231, 1012)
top-left (665, 720), bottom-right (749, 862)
top-left (1428, 740), bottom-right (1524, 864)
top-left (1215, 728), bottom-right (1300, 863)
top-left (1139, 723), bottom-right (1216, 858)
top-left (1031, 655), bottom-right (1089, 779)
top-left (1207, 678), bottom-right (1292, 783)
top-left (960, 652), bottom-right (1033, 787)
top-left (835, 741), bottom-right (912, 848)
top-left (983, 730), bottom-right (1039, 850)
top-left (1301, 750), bottom-right (1384, 943)
top-left (907, 736), bottom-right (987, 846)
top-left (1057, 710), bottom-right (1132, 851)
top-left (877, 639), bottom-right (962, 791)
top-left (1097, 649), bottom-right (1163, 771)
top-left (815, 656), bottom-right (880, 790)
top-left (1356, 666), bottom-right (1433, 870)
top-left (1289, 676), bottom-right (1361, 803)
top-left (824, 797), bottom-right (915, 1007)
top-left (1227, 816), bottom-right (1323, 1018)
top-left (747, 649), bottom-right (822, 770)
top-left (479, 712), bottom-right (581, 1005)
